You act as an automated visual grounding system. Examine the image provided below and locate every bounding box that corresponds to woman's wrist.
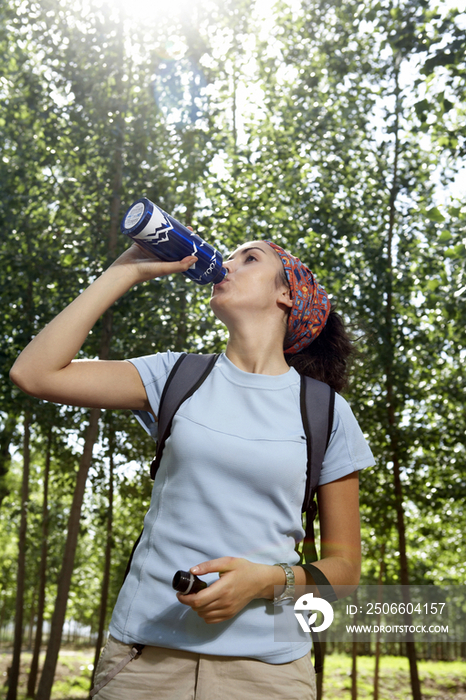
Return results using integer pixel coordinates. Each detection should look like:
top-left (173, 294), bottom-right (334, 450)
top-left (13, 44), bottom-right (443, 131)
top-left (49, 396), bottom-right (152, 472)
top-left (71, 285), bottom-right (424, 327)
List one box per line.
top-left (256, 564), bottom-right (321, 601)
top-left (102, 259), bottom-right (142, 291)
top-left (255, 564), bottom-right (295, 601)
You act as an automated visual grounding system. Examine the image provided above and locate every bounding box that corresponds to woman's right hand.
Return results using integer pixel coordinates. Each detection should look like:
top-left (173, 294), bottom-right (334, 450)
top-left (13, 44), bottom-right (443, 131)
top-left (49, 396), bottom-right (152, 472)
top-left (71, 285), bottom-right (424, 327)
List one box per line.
top-left (110, 242), bottom-right (198, 285)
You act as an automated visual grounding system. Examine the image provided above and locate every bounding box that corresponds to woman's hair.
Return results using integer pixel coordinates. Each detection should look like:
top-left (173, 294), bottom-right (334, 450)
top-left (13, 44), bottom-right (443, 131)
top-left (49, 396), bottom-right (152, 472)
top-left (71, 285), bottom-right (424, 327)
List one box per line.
top-left (284, 305), bottom-right (354, 393)
top-left (272, 249), bottom-right (353, 391)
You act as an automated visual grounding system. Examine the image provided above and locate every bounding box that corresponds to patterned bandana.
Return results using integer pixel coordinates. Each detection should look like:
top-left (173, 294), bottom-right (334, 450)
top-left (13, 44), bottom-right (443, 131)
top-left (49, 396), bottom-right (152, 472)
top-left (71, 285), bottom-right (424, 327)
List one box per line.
top-left (265, 242), bottom-right (331, 355)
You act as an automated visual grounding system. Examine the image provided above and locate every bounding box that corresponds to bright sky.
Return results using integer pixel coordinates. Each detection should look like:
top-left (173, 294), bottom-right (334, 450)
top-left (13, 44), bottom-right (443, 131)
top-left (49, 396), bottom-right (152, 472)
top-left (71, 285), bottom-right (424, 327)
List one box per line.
top-left (118, 0), bottom-right (281, 18)
top-left (115, 0), bottom-right (466, 22)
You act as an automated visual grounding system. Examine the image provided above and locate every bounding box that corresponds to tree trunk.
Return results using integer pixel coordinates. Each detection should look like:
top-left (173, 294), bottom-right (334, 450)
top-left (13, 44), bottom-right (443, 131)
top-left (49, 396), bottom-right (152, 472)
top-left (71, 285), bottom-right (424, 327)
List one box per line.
top-left (385, 57), bottom-right (422, 700)
top-left (35, 408), bottom-right (101, 700)
top-left (315, 630), bottom-right (327, 700)
top-left (90, 431), bottom-right (114, 692)
top-left (0, 599), bottom-right (5, 644)
top-left (36, 50), bottom-right (123, 698)
top-left (27, 590), bottom-right (37, 650)
top-left (6, 410), bottom-right (31, 700)
top-left (373, 543), bottom-right (385, 700)
top-left (351, 588), bottom-right (358, 700)
top-left (0, 413), bottom-right (16, 508)
top-left (27, 428), bottom-right (52, 698)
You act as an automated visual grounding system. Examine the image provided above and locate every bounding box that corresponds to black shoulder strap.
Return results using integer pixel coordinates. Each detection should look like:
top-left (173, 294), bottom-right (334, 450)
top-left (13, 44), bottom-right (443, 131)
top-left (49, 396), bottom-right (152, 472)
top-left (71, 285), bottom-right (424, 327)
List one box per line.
top-left (303, 563), bottom-right (338, 675)
top-left (300, 375), bottom-right (335, 513)
top-left (299, 376), bottom-right (335, 565)
top-left (150, 353), bottom-right (220, 479)
top-left (302, 563), bottom-right (338, 603)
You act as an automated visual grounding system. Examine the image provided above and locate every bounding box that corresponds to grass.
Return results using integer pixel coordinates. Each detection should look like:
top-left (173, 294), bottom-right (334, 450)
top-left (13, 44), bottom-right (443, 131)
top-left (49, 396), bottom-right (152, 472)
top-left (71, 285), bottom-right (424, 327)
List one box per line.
top-left (0, 648), bottom-right (94, 700)
top-left (323, 654), bottom-right (466, 700)
top-left (0, 649), bottom-right (465, 699)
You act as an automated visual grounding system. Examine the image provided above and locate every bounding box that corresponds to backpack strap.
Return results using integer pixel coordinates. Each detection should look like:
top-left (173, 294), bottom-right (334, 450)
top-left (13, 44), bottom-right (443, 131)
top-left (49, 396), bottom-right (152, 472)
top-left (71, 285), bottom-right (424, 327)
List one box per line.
top-left (150, 353), bottom-right (220, 479)
top-left (299, 380), bottom-right (336, 676)
top-left (302, 563), bottom-right (338, 603)
top-left (300, 375), bottom-right (335, 513)
top-left (304, 564), bottom-right (337, 674)
top-left (299, 375), bottom-right (335, 562)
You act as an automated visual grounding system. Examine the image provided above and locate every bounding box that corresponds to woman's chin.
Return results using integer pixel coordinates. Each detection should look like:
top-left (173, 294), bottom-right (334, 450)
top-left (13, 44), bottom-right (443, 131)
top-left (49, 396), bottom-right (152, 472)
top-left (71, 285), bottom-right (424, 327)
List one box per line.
top-left (209, 297), bottom-right (231, 325)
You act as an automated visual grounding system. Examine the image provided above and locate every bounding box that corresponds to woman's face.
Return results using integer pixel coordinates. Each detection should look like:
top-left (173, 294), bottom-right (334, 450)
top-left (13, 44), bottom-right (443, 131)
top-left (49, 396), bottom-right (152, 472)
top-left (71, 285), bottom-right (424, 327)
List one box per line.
top-left (210, 241), bottom-right (291, 325)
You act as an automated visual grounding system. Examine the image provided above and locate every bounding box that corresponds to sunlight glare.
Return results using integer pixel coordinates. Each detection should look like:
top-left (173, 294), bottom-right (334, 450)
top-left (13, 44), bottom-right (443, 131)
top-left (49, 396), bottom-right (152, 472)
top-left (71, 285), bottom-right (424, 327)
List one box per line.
top-left (115, 0), bottom-right (283, 25)
top-left (116, 0), bottom-right (192, 22)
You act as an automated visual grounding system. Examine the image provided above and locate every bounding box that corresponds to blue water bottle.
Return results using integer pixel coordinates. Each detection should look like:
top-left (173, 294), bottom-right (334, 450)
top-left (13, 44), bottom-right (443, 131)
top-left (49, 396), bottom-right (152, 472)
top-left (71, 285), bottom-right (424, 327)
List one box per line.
top-left (120, 198), bottom-right (227, 286)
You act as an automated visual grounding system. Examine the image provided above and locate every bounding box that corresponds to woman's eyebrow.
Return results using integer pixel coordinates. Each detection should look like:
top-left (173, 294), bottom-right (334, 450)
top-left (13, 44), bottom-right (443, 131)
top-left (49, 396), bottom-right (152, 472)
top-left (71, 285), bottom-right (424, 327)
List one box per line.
top-left (226, 246), bottom-right (266, 262)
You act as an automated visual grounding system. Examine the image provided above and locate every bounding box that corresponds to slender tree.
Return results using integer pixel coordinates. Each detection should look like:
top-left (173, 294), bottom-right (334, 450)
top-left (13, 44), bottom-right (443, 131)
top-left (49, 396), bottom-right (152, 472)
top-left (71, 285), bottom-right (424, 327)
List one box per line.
top-left (377, 46), bottom-right (421, 697)
top-left (6, 410), bottom-right (31, 700)
top-left (373, 543), bottom-right (386, 700)
top-left (35, 408), bottom-right (101, 700)
top-left (26, 428), bottom-right (52, 698)
top-left (90, 424), bottom-right (115, 692)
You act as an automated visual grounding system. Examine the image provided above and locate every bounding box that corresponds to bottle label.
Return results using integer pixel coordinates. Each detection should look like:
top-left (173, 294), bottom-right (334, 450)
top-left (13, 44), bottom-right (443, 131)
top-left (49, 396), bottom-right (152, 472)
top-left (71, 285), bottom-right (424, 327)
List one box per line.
top-left (124, 202), bottom-right (145, 230)
top-left (134, 206), bottom-right (173, 244)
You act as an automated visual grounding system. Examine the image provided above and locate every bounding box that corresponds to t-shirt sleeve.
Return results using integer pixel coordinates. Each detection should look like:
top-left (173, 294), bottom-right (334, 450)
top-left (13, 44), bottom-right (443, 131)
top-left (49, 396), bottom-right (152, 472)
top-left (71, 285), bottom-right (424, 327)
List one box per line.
top-left (126, 351), bottom-right (184, 440)
top-left (318, 393), bottom-right (375, 486)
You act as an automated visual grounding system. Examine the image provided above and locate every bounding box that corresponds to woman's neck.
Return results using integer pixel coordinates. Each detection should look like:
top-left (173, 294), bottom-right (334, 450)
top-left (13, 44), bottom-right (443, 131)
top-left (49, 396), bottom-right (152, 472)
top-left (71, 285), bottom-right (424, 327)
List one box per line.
top-left (225, 333), bottom-right (290, 376)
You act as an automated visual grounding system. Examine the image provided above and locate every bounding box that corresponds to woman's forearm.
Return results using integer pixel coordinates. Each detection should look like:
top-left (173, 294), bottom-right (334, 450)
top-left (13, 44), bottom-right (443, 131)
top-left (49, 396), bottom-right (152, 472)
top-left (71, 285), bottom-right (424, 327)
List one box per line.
top-left (11, 264), bottom-right (137, 389)
top-left (10, 245), bottom-right (197, 407)
top-left (257, 558), bottom-right (360, 601)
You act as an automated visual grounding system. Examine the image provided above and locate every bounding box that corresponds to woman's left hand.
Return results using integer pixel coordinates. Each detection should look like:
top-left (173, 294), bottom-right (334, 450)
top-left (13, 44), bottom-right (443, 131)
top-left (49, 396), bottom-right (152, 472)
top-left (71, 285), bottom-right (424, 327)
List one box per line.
top-left (176, 557), bottom-right (276, 624)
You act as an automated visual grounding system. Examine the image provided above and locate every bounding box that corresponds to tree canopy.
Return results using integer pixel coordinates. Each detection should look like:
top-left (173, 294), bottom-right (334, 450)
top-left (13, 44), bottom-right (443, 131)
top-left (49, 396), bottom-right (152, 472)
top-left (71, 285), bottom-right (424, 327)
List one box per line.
top-left (1, 0), bottom-right (465, 697)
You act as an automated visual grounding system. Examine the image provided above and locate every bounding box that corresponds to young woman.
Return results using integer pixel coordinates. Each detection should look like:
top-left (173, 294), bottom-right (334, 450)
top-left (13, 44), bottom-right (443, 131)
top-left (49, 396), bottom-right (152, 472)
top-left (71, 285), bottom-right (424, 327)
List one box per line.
top-left (10, 238), bottom-right (374, 700)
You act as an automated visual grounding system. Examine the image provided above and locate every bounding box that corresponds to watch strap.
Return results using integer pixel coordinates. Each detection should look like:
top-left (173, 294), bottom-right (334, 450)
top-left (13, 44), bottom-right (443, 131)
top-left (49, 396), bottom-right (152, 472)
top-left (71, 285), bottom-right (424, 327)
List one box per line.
top-left (273, 563), bottom-right (295, 604)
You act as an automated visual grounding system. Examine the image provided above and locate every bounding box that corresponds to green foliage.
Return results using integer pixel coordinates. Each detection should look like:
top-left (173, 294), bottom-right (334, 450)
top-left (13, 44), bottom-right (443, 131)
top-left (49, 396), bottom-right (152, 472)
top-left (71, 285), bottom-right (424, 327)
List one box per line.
top-left (0, 0), bottom-right (465, 681)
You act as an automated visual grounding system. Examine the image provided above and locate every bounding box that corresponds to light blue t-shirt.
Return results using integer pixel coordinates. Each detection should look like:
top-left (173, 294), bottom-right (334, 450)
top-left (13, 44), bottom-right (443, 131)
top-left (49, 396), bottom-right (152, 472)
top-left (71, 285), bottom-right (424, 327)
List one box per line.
top-left (109, 352), bottom-right (375, 663)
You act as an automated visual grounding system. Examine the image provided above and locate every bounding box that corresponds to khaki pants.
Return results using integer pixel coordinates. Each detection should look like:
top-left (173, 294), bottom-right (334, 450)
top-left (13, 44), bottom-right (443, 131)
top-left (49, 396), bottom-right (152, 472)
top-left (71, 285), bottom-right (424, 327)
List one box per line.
top-left (93, 635), bottom-right (316, 700)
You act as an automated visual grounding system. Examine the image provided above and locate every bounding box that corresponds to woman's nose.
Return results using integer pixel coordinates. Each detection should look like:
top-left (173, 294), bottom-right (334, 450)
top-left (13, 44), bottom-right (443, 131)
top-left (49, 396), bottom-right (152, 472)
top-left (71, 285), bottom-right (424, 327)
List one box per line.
top-left (223, 259), bottom-right (234, 273)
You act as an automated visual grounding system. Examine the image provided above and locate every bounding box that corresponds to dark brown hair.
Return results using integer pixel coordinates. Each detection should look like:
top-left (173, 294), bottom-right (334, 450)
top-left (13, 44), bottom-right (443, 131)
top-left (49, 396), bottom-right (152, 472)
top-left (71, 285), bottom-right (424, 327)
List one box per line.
top-left (284, 306), bottom-right (354, 393)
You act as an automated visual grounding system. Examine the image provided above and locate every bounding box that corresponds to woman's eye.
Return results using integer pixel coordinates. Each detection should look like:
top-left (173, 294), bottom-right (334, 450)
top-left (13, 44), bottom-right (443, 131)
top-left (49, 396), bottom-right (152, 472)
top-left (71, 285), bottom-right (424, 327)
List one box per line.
top-left (245, 255), bottom-right (256, 262)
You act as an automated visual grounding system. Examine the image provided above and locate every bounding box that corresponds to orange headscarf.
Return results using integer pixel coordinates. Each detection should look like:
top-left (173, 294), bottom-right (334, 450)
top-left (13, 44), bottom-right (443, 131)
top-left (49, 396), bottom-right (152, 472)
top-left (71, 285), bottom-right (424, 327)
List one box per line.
top-left (266, 242), bottom-right (331, 355)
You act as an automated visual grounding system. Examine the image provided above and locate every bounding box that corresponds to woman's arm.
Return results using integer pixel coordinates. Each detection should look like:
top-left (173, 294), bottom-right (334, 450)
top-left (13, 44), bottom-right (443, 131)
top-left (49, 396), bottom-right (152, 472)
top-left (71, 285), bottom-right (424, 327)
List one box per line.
top-left (297, 470), bottom-right (361, 593)
top-left (177, 472), bottom-right (360, 623)
top-left (10, 244), bottom-right (197, 411)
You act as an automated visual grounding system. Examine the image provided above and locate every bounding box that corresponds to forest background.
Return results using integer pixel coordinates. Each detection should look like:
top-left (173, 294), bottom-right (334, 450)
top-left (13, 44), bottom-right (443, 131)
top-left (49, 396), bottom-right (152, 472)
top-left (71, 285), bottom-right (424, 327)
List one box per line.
top-left (1, 0), bottom-right (465, 698)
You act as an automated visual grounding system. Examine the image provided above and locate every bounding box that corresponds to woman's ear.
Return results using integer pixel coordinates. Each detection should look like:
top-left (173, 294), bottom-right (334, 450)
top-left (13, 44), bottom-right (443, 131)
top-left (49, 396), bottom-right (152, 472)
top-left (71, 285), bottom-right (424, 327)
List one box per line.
top-left (278, 287), bottom-right (293, 309)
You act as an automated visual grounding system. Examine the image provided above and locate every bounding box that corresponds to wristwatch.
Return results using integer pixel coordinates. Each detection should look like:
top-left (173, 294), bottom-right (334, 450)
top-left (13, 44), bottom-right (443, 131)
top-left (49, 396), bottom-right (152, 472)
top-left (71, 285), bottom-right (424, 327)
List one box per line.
top-left (273, 563), bottom-right (295, 604)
